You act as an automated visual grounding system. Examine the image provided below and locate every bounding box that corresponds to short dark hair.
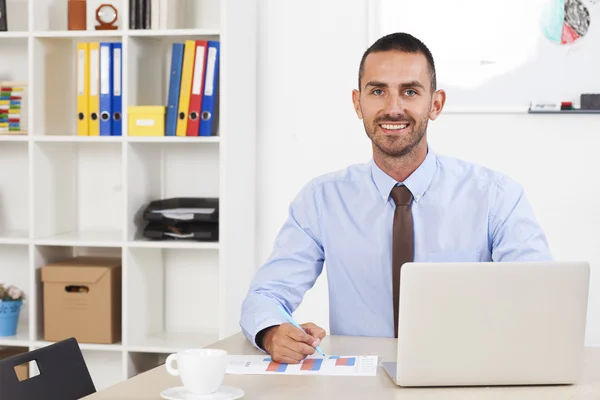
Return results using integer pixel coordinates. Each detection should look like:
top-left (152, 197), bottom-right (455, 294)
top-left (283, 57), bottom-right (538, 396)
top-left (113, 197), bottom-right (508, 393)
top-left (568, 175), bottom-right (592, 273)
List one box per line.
top-left (358, 32), bottom-right (437, 92)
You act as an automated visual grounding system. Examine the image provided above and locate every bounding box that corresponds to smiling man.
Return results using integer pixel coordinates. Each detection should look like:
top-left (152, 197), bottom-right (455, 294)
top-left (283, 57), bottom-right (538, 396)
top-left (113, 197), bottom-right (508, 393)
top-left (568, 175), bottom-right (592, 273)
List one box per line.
top-left (240, 32), bottom-right (552, 364)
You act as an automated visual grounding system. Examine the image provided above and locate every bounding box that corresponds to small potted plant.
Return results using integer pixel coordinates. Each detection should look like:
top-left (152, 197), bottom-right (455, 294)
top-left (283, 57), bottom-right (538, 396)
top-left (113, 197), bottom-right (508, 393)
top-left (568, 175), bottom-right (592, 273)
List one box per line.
top-left (0, 283), bottom-right (25, 337)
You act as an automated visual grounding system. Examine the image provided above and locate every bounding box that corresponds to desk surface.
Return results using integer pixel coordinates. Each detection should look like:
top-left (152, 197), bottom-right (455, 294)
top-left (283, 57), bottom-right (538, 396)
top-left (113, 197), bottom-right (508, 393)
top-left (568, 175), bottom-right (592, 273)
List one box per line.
top-left (86, 333), bottom-right (600, 399)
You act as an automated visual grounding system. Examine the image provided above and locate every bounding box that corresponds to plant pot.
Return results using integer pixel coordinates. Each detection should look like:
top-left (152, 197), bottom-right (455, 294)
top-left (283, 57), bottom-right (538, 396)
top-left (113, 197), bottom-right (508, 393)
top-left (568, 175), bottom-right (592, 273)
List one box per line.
top-left (0, 300), bottom-right (23, 336)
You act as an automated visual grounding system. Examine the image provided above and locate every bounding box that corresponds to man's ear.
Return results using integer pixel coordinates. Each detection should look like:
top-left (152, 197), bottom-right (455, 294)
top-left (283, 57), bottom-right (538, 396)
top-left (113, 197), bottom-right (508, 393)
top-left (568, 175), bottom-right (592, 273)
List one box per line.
top-left (352, 89), bottom-right (363, 119)
top-left (429, 89), bottom-right (446, 120)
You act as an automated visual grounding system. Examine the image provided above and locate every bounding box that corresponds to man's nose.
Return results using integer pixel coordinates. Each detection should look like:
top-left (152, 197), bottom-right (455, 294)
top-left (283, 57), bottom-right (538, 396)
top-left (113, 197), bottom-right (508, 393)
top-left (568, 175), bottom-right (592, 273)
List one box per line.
top-left (383, 94), bottom-right (405, 117)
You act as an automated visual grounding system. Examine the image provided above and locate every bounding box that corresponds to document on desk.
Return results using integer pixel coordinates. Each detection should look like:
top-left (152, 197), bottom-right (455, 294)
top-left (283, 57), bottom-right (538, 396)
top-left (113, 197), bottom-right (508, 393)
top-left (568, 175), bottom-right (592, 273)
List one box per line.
top-left (226, 355), bottom-right (378, 376)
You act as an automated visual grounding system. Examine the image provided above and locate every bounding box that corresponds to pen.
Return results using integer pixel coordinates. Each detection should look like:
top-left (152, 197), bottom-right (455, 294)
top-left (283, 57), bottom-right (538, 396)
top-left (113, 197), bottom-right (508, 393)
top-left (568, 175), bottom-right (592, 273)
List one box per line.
top-left (278, 304), bottom-right (326, 357)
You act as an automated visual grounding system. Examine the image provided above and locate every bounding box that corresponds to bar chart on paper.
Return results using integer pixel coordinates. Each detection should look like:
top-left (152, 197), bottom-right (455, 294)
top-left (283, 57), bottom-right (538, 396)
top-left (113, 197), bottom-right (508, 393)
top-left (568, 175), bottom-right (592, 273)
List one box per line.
top-left (226, 355), bottom-right (378, 376)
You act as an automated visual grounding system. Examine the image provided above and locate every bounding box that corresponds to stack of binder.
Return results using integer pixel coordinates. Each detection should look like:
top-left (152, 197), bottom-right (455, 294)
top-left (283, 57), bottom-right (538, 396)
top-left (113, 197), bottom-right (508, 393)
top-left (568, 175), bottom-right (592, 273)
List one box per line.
top-left (76, 42), bottom-right (123, 136)
top-left (0, 82), bottom-right (26, 134)
top-left (141, 197), bottom-right (219, 241)
top-left (166, 40), bottom-right (220, 137)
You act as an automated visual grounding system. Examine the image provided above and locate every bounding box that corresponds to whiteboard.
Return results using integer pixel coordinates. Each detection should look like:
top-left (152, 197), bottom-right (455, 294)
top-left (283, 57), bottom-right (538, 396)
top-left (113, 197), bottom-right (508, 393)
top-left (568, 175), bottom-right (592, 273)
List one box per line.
top-left (375, 0), bottom-right (600, 111)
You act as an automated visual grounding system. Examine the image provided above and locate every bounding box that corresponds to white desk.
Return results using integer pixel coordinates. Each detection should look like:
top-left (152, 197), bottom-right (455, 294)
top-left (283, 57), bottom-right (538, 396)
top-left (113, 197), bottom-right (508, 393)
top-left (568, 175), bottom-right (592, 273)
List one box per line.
top-left (85, 333), bottom-right (600, 399)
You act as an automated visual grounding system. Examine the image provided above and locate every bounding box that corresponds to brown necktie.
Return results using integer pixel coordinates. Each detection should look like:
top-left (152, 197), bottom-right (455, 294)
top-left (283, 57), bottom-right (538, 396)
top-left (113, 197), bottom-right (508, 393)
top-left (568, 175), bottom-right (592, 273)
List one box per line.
top-left (390, 185), bottom-right (414, 338)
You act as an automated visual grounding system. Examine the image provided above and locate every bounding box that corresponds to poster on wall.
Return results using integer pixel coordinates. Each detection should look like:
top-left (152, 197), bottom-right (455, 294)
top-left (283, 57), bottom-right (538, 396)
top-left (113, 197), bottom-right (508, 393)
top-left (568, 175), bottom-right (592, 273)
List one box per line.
top-left (374, 0), bottom-right (600, 111)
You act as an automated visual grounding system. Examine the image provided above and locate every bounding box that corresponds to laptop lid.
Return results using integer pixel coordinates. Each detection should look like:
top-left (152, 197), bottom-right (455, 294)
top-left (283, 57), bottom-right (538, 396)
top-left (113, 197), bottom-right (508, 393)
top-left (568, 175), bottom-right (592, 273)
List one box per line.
top-left (394, 261), bottom-right (590, 387)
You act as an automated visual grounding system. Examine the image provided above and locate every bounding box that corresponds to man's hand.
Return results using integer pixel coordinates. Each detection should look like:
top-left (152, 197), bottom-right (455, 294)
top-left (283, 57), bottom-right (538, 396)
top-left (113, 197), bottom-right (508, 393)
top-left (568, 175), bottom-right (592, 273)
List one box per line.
top-left (262, 322), bottom-right (327, 364)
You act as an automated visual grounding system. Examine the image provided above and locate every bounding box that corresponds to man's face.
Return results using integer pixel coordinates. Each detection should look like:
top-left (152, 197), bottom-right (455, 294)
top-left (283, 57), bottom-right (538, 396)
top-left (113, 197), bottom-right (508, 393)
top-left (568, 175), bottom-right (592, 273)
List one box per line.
top-left (352, 51), bottom-right (442, 159)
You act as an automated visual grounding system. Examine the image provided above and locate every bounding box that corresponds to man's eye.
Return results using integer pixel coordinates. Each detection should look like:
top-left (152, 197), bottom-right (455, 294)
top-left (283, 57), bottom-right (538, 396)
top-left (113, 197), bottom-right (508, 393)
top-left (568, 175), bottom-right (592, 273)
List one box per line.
top-left (405, 89), bottom-right (417, 96)
top-left (372, 89), bottom-right (384, 96)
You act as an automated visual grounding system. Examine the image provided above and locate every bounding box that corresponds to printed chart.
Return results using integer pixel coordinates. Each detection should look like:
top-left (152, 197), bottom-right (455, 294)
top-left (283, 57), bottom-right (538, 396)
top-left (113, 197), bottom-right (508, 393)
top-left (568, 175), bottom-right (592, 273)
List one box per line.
top-left (226, 355), bottom-right (378, 376)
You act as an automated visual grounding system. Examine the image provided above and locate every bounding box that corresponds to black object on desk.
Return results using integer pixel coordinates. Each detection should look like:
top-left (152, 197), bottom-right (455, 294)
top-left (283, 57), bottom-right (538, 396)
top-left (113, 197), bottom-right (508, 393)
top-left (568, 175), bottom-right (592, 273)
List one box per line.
top-left (0, 337), bottom-right (96, 400)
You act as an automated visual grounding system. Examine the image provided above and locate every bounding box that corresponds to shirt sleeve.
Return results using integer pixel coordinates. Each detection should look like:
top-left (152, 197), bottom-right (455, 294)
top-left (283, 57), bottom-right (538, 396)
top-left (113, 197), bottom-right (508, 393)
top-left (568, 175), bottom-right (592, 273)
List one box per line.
top-left (489, 175), bottom-right (553, 262)
top-left (240, 180), bottom-right (325, 350)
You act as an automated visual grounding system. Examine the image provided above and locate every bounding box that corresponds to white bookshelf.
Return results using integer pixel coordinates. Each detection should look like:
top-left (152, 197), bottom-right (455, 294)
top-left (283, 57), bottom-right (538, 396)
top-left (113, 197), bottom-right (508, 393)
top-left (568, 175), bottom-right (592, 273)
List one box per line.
top-left (0, 0), bottom-right (257, 391)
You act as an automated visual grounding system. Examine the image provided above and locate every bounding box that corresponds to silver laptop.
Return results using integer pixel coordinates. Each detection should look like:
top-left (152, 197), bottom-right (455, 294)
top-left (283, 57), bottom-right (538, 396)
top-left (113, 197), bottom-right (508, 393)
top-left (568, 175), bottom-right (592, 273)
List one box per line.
top-left (382, 261), bottom-right (590, 387)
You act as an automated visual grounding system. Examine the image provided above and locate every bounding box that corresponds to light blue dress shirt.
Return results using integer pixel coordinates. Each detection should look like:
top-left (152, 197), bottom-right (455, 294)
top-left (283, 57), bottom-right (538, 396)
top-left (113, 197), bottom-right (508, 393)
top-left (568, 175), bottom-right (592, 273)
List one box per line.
top-left (240, 146), bottom-right (552, 347)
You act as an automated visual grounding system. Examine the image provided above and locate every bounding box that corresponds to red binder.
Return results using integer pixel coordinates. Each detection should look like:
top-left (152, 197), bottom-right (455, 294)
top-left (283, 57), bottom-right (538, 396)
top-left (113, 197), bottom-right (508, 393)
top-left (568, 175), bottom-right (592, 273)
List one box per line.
top-left (186, 40), bottom-right (208, 136)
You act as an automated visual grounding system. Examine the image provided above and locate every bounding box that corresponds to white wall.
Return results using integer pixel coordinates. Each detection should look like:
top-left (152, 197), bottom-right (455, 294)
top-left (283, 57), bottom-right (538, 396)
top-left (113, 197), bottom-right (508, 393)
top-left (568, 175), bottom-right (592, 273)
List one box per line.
top-left (255, 0), bottom-right (600, 346)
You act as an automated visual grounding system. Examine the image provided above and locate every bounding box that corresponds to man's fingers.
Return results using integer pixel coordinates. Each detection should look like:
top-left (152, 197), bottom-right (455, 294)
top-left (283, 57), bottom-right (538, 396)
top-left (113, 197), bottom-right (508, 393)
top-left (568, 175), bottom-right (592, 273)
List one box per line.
top-left (284, 325), bottom-right (317, 346)
top-left (281, 337), bottom-right (316, 356)
top-left (274, 345), bottom-right (305, 364)
top-left (266, 323), bottom-right (325, 366)
top-left (301, 323), bottom-right (327, 341)
top-left (273, 354), bottom-right (303, 365)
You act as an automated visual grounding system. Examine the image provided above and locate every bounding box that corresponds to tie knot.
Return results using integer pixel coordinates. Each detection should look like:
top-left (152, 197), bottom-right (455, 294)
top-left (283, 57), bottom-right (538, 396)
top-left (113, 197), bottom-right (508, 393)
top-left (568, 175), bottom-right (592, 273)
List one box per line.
top-left (390, 185), bottom-right (413, 206)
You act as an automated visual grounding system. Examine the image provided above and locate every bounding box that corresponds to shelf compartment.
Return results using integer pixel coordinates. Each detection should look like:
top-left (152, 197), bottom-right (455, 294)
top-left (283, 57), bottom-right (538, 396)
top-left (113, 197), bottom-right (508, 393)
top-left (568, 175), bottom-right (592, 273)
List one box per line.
top-left (32, 136), bottom-right (124, 143)
top-left (0, 32), bottom-right (28, 39)
top-left (32, 141), bottom-right (123, 241)
top-left (81, 350), bottom-right (125, 391)
top-left (29, 344), bottom-right (123, 391)
top-left (126, 247), bottom-right (219, 352)
top-left (127, 240), bottom-right (219, 250)
top-left (34, 340), bottom-right (123, 352)
top-left (31, 36), bottom-right (122, 137)
top-left (127, 351), bottom-right (169, 378)
top-left (126, 136), bottom-right (220, 143)
top-left (0, 38), bottom-right (28, 80)
top-left (32, 0), bottom-right (126, 32)
top-left (126, 141), bottom-right (219, 241)
top-left (0, 234), bottom-right (28, 245)
top-left (0, 244), bottom-right (30, 344)
top-left (127, 0), bottom-right (220, 32)
top-left (33, 231), bottom-right (122, 247)
top-left (33, 244), bottom-right (122, 343)
top-left (0, 135), bottom-right (28, 142)
top-left (128, 28), bottom-right (220, 38)
top-left (1, 0), bottom-right (28, 32)
top-left (0, 38), bottom-right (29, 137)
top-left (0, 142), bottom-right (29, 239)
top-left (127, 31), bottom-right (219, 119)
top-left (33, 31), bottom-right (124, 39)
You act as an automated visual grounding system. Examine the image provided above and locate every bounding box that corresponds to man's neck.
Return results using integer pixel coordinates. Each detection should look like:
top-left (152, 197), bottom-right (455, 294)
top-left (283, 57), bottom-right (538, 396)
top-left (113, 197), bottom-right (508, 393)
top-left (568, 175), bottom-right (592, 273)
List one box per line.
top-left (373, 143), bottom-right (427, 183)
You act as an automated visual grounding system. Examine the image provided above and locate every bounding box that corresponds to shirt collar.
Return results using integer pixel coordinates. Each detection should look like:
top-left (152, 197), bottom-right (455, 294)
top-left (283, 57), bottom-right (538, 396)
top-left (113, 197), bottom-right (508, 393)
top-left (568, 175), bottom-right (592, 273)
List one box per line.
top-left (370, 145), bottom-right (437, 204)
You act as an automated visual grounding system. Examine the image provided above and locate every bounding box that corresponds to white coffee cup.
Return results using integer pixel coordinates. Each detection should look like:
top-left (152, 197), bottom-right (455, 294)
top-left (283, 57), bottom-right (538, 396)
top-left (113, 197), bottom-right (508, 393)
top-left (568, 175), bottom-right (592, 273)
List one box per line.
top-left (165, 348), bottom-right (228, 395)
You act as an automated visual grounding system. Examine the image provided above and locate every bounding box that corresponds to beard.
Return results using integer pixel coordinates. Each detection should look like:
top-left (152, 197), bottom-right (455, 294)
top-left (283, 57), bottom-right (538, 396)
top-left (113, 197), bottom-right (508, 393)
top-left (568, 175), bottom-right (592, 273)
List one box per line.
top-left (364, 112), bottom-right (429, 158)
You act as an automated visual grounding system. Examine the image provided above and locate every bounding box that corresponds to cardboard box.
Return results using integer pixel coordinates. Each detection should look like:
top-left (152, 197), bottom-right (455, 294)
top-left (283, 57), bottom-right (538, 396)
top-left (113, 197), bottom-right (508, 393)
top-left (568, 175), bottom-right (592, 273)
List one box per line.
top-left (0, 347), bottom-right (29, 381)
top-left (41, 256), bottom-right (122, 344)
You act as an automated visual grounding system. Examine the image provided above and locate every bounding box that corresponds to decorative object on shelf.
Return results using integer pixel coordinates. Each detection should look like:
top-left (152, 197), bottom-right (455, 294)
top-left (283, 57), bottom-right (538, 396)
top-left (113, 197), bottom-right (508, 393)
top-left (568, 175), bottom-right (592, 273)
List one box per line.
top-left (129, 0), bottom-right (152, 29)
top-left (68, 0), bottom-right (87, 30)
top-left (0, 0), bottom-right (7, 31)
top-left (87, 0), bottom-right (121, 31)
top-left (95, 3), bottom-right (118, 30)
top-left (0, 282), bottom-right (25, 337)
top-left (0, 81), bottom-right (27, 135)
top-left (141, 197), bottom-right (219, 241)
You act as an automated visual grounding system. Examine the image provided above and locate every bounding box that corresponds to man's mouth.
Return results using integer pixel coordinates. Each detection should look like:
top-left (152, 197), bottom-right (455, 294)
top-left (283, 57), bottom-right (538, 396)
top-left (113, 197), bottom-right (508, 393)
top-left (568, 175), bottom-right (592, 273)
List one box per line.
top-left (379, 123), bottom-right (410, 133)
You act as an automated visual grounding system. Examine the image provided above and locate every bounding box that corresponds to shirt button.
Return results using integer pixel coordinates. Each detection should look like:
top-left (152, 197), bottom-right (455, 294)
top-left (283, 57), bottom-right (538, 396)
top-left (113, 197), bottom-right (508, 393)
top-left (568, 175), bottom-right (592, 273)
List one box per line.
top-left (414, 194), bottom-right (421, 200)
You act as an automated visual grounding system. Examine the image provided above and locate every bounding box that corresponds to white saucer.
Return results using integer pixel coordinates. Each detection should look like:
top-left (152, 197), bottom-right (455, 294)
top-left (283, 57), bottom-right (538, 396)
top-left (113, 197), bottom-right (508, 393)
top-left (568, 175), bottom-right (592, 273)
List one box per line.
top-left (160, 385), bottom-right (244, 400)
